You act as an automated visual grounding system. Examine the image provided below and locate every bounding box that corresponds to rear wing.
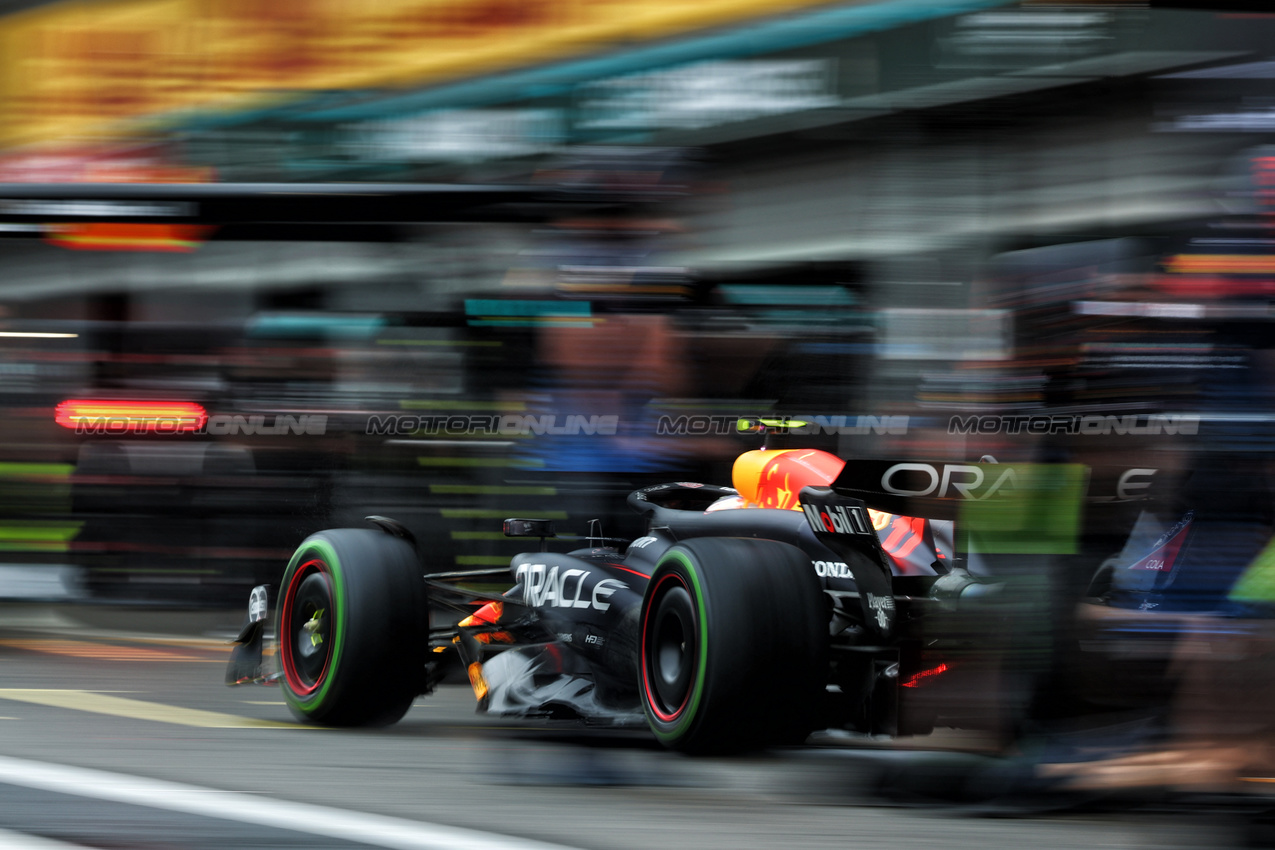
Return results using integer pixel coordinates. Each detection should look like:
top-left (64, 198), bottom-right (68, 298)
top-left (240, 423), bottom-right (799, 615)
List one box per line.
top-left (829, 459), bottom-right (1163, 522)
top-left (801, 459), bottom-right (1149, 638)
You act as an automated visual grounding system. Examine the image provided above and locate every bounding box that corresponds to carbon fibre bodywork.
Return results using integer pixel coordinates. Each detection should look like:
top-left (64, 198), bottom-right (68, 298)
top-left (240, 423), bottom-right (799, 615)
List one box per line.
top-left (230, 449), bottom-right (1187, 745)
top-left (400, 470), bottom-right (943, 740)
top-left (228, 446), bottom-right (1055, 745)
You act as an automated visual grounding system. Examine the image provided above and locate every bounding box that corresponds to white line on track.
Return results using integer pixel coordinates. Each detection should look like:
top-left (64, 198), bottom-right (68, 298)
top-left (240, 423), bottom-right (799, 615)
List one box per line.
top-left (0, 827), bottom-right (96, 849)
top-left (0, 755), bottom-right (583, 850)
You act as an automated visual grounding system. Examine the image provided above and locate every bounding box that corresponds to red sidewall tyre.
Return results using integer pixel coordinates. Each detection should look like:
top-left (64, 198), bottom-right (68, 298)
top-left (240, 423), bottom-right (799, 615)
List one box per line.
top-left (640, 537), bottom-right (827, 754)
top-left (278, 528), bottom-right (427, 726)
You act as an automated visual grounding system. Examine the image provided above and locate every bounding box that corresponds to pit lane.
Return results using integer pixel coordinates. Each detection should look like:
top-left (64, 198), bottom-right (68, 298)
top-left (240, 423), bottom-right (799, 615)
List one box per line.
top-left (0, 605), bottom-right (1247, 850)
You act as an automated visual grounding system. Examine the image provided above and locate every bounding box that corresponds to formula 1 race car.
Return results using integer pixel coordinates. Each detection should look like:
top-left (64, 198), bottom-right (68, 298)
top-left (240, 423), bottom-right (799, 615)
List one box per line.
top-left (225, 436), bottom-right (1150, 753)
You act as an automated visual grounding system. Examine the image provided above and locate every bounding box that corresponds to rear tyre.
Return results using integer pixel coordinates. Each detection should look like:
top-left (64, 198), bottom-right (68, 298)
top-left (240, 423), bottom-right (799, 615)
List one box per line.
top-left (278, 528), bottom-right (427, 726)
top-left (640, 537), bottom-right (827, 754)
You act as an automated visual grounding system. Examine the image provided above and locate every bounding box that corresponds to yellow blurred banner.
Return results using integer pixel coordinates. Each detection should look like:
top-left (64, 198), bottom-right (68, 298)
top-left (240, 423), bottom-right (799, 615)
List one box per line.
top-left (0, 0), bottom-right (848, 148)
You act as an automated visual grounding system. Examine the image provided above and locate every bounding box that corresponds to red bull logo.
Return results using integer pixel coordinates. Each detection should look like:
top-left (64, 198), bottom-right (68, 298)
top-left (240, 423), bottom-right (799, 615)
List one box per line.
top-left (732, 449), bottom-right (845, 510)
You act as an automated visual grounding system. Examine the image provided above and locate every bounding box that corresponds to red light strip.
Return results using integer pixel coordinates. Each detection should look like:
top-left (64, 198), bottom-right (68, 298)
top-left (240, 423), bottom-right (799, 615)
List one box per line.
top-left (54, 400), bottom-right (207, 432)
top-left (900, 662), bottom-right (949, 689)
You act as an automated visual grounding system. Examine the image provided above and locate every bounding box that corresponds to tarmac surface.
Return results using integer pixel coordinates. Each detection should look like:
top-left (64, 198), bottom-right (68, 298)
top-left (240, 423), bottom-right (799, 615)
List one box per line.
top-left (0, 603), bottom-right (1258, 849)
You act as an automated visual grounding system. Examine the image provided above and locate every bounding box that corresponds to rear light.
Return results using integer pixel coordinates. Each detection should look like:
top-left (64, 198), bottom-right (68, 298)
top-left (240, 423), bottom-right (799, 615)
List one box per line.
top-left (54, 400), bottom-right (207, 432)
top-left (46, 223), bottom-right (215, 253)
top-left (900, 662), bottom-right (950, 689)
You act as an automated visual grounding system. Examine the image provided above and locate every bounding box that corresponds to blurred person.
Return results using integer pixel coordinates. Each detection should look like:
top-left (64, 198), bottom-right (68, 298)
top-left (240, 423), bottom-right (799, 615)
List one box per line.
top-left (1011, 236), bottom-right (1275, 805)
top-left (522, 310), bottom-right (695, 474)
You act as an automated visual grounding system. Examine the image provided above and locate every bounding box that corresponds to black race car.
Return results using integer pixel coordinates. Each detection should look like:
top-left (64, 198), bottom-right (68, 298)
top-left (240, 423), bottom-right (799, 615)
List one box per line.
top-left (226, 442), bottom-right (1156, 753)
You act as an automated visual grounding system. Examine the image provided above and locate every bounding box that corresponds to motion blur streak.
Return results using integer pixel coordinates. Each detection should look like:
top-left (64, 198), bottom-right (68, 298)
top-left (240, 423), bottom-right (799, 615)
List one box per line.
top-left (53, 400), bottom-right (208, 432)
top-left (0, 638), bottom-right (201, 661)
top-left (1, 0), bottom-right (1275, 840)
top-left (0, 826), bottom-right (95, 849)
top-left (0, 689), bottom-right (300, 729)
top-left (0, 755), bottom-right (584, 850)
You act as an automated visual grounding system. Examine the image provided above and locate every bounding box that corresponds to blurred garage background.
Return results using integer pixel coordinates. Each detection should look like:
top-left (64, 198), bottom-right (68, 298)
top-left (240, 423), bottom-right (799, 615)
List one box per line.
top-left (0, 0), bottom-right (1265, 611)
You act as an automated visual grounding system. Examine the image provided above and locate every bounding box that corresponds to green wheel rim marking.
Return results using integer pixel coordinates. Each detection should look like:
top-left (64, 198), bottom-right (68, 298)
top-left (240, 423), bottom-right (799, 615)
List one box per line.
top-left (282, 537), bottom-right (347, 713)
top-left (651, 549), bottom-right (709, 742)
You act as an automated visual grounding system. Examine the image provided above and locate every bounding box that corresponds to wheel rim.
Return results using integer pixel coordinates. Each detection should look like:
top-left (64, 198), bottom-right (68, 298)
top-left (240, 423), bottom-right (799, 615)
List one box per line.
top-left (281, 559), bottom-right (334, 696)
top-left (643, 573), bottom-right (697, 722)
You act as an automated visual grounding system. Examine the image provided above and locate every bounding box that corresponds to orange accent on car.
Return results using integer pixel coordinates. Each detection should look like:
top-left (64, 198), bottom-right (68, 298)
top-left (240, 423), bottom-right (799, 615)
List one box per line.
top-left (472, 631), bottom-right (515, 645)
top-left (467, 662), bottom-right (489, 701)
top-left (458, 601), bottom-right (503, 628)
top-left (731, 449), bottom-right (845, 510)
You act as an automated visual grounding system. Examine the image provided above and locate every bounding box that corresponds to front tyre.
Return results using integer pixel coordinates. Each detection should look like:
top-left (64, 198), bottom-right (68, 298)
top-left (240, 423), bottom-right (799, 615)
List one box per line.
top-left (640, 538), bottom-right (827, 754)
top-left (278, 529), bottom-right (427, 726)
